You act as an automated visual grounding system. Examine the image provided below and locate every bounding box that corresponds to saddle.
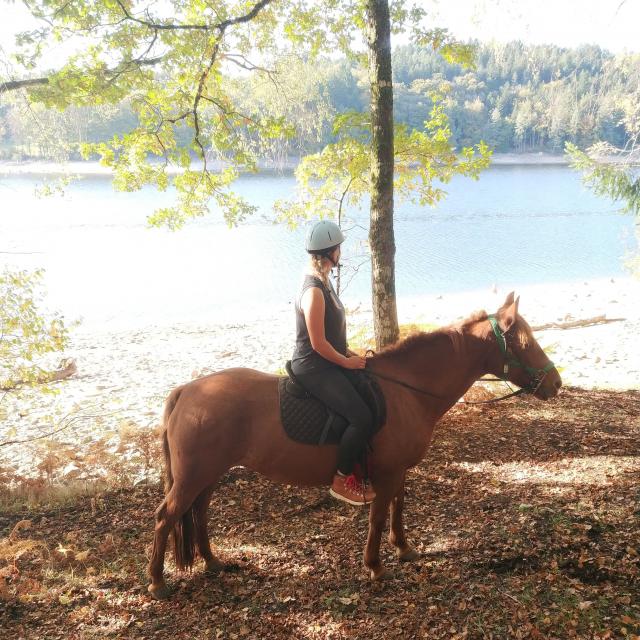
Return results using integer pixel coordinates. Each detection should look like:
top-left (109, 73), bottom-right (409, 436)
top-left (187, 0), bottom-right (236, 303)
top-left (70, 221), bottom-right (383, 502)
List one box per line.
top-left (278, 361), bottom-right (386, 446)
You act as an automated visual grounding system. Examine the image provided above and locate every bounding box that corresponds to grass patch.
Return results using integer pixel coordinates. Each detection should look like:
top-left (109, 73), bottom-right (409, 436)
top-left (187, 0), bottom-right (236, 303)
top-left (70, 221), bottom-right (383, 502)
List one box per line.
top-left (349, 321), bottom-right (439, 352)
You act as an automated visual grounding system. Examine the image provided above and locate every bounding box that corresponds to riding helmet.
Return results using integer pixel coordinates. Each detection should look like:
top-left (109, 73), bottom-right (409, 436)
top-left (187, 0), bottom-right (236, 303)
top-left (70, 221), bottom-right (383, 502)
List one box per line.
top-left (305, 220), bottom-right (345, 254)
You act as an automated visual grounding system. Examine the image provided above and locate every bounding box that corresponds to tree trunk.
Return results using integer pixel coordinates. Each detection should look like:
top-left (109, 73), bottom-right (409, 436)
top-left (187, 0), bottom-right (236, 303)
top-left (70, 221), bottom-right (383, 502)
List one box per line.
top-left (365, 0), bottom-right (399, 349)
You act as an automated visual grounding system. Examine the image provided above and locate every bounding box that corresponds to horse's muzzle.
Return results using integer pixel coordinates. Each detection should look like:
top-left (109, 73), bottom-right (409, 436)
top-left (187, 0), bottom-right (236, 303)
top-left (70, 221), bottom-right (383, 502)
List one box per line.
top-left (534, 370), bottom-right (562, 400)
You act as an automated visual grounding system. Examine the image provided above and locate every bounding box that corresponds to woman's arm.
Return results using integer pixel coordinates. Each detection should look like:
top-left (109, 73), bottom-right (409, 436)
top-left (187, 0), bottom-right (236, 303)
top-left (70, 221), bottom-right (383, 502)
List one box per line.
top-left (301, 287), bottom-right (365, 369)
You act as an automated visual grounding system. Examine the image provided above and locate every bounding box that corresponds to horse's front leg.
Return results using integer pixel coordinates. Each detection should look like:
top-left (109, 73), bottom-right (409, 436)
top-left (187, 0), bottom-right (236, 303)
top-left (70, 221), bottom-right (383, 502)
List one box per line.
top-left (364, 471), bottom-right (405, 581)
top-left (388, 473), bottom-right (420, 562)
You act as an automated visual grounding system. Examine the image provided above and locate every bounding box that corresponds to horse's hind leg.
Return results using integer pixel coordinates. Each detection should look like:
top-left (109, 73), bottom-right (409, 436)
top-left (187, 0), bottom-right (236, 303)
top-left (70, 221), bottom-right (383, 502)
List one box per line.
top-left (388, 473), bottom-right (420, 562)
top-left (148, 482), bottom-right (200, 600)
top-left (193, 485), bottom-right (224, 574)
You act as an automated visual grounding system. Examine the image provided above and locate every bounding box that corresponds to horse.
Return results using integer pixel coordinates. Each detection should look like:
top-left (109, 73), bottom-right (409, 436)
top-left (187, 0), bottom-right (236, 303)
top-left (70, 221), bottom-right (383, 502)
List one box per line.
top-left (148, 292), bottom-right (561, 599)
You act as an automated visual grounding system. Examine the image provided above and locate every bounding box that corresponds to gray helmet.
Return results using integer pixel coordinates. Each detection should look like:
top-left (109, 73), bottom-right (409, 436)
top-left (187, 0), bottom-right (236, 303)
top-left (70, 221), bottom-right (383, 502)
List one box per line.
top-left (305, 220), bottom-right (345, 254)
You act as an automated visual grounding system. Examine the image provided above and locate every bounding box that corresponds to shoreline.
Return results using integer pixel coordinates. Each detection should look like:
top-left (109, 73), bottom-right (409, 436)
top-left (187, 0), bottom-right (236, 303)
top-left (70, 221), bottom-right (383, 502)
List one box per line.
top-left (1, 275), bottom-right (638, 476)
top-left (62, 273), bottom-right (632, 335)
top-left (0, 153), bottom-right (573, 176)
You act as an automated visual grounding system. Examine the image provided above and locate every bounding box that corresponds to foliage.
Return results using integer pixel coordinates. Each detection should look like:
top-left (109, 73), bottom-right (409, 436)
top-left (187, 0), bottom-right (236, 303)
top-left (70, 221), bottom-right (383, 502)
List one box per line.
top-left (4, 41), bottom-right (639, 163)
top-left (566, 92), bottom-right (640, 216)
top-left (392, 43), bottom-right (640, 153)
top-left (228, 55), bottom-right (336, 168)
top-left (3, 0), bottom-right (301, 228)
top-left (0, 418), bottom-right (162, 508)
top-left (566, 87), bottom-right (640, 275)
top-left (0, 268), bottom-right (72, 414)
top-left (567, 141), bottom-right (640, 213)
top-left (2, 0), bottom-right (490, 228)
top-left (274, 98), bottom-right (491, 225)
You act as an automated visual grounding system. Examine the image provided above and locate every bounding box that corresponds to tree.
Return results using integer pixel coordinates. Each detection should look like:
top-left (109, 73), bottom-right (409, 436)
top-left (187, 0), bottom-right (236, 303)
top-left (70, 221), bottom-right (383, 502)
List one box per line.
top-left (229, 55), bottom-right (336, 168)
top-left (365, 0), bottom-right (397, 347)
top-left (6, 38), bottom-right (639, 161)
top-left (566, 69), bottom-right (640, 275)
top-left (275, 103), bottom-right (490, 340)
top-left (2, 0), bottom-right (485, 348)
top-left (275, 3), bottom-right (485, 347)
top-left (566, 92), bottom-right (640, 216)
top-left (0, 268), bottom-right (72, 423)
top-left (2, 0), bottom-right (294, 228)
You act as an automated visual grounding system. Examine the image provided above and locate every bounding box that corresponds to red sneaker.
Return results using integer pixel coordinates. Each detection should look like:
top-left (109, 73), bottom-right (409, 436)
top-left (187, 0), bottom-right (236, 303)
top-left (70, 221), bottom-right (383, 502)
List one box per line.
top-left (330, 473), bottom-right (376, 505)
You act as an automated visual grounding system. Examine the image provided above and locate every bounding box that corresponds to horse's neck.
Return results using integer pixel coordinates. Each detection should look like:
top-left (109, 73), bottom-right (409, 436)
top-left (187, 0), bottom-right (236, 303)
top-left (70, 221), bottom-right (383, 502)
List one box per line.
top-left (375, 327), bottom-right (489, 417)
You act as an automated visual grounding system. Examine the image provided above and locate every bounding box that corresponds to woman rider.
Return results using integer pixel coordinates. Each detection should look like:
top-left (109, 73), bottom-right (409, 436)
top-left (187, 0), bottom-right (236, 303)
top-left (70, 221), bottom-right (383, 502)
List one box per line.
top-left (290, 220), bottom-right (376, 506)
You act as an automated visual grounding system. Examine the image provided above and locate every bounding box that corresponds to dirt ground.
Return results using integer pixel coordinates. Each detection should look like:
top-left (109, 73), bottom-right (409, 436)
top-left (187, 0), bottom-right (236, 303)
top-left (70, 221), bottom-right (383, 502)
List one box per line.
top-left (1, 386), bottom-right (639, 640)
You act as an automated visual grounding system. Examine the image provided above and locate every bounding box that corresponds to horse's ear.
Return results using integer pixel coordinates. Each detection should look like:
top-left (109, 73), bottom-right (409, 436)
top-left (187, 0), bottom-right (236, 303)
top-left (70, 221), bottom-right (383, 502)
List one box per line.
top-left (498, 295), bottom-right (519, 332)
top-left (502, 291), bottom-right (515, 308)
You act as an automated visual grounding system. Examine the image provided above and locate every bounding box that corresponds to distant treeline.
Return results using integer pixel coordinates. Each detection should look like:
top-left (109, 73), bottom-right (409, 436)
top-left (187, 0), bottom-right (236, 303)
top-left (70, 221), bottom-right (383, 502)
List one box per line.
top-left (1, 40), bottom-right (638, 161)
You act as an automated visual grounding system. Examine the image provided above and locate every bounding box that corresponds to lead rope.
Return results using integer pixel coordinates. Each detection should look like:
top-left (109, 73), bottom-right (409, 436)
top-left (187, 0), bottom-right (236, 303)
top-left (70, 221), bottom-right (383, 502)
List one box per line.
top-left (365, 352), bottom-right (528, 404)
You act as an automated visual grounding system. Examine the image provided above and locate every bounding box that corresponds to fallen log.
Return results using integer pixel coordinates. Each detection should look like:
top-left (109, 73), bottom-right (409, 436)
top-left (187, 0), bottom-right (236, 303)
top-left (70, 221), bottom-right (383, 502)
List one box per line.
top-left (1, 358), bottom-right (77, 391)
top-left (531, 315), bottom-right (625, 331)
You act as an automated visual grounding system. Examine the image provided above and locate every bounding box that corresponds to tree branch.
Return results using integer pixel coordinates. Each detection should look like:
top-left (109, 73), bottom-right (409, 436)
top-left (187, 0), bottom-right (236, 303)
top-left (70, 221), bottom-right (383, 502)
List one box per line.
top-left (166, 111), bottom-right (191, 125)
top-left (0, 77), bottom-right (49, 92)
top-left (221, 52), bottom-right (274, 75)
top-left (191, 40), bottom-right (222, 166)
top-left (0, 56), bottom-right (164, 95)
top-left (337, 176), bottom-right (355, 223)
top-left (530, 315), bottom-right (626, 331)
top-left (3, 1), bottom-right (273, 94)
top-left (0, 408), bottom-right (120, 448)
top-left (113, 0), bottom-right (273, 32)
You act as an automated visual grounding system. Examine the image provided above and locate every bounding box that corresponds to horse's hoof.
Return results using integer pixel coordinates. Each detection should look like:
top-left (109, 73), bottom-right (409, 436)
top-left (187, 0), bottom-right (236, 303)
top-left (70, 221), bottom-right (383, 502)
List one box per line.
top-left (370, 566), bottom-right (394, 581)
top-left (204, 560), bottom-right (224, 575)
top-left (148, 582), bottom-right (171, 600)
top-left (398, 547), bottom-right (420, 562)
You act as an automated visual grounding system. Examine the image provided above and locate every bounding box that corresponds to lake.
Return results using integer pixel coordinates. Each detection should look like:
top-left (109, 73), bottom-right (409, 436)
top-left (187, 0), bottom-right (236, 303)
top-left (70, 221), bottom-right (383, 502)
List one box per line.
top-left (1, 164), bottom-right (637, 330)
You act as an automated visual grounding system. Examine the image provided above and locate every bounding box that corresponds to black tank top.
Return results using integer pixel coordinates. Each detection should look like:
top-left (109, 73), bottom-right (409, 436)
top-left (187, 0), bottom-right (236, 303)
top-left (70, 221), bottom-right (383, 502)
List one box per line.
top-left (291, 274), bottom-right (347, 374)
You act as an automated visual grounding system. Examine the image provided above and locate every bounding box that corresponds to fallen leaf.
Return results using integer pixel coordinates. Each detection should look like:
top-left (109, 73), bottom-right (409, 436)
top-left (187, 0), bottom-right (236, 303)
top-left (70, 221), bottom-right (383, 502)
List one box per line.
top-left (9, 520), bottom-right (32, 541)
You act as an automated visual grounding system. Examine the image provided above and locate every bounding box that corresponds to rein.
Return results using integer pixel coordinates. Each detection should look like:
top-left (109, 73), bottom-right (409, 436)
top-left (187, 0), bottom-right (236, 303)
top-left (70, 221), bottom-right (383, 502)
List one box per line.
top-left (365, 315), bottom-right (555, 405)
top-left (364, 368), bottom-right (443, 400)
top-left (366, 369), bottom-right (526, 404)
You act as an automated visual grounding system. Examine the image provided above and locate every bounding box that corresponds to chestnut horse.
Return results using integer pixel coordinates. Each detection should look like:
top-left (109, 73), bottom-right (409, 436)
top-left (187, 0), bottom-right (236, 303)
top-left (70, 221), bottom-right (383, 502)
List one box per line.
top-left (148, 293), bottom-right (561, 599)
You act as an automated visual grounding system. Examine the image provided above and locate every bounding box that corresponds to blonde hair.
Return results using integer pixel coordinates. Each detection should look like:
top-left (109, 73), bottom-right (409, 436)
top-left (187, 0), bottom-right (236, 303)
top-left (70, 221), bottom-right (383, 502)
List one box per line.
top-left (310, 254), bottom-right (330, 287)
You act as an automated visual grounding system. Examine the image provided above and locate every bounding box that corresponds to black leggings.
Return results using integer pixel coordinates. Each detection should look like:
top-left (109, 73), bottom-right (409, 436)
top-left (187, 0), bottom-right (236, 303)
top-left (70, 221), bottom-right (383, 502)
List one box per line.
top-left (294, 366), bottom-right (373, 475)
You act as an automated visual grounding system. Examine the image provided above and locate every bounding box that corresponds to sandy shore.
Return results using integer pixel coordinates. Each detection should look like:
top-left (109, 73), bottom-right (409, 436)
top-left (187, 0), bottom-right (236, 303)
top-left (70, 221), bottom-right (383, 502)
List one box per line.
top-left (1, 276), bottom-right (638, 476)
top-left (0, 153), bottom-right (573, 176)
top-left (395, 276), bottom-right (640, 390)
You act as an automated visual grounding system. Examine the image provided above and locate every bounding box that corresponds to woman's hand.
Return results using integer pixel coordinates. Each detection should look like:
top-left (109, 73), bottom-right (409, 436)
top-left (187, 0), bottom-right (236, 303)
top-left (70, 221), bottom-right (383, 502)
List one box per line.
top-left (343, 355), bottom-right (367, 370)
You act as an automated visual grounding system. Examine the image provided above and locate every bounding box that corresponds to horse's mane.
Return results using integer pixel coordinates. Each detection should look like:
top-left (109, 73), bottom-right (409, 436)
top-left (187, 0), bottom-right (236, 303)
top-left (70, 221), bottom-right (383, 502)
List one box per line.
top-left (372, 309), bottom-right (489, 361)
top-left (370, 307), bottom-right (534, 363)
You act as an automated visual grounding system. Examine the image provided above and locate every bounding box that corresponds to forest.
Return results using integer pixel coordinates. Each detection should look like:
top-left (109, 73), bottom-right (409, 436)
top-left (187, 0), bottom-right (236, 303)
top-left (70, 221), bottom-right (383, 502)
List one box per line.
top-left (2, 40), bottom-right (638, 161)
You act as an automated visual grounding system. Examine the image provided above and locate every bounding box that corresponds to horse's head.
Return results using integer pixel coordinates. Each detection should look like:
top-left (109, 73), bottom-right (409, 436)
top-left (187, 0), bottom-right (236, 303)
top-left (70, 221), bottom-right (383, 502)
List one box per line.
top-left (486, 292), bottom-right (562, 400)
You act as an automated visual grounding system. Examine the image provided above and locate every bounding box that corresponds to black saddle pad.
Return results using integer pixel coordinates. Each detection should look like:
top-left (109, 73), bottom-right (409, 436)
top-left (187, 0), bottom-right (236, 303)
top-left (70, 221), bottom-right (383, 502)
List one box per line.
top-left (278, 368), bottom-right (386, 446)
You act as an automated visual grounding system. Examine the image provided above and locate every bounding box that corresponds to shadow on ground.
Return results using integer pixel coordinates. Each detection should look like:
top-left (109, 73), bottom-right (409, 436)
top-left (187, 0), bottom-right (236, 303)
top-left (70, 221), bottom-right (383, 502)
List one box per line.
top-left (1, 387), bottom-right (639, 639)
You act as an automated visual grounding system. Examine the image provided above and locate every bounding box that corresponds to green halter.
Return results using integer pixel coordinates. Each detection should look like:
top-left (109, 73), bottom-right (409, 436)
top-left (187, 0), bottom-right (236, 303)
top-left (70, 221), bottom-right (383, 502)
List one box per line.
top-left (487, 315), bottom-right (556, 388)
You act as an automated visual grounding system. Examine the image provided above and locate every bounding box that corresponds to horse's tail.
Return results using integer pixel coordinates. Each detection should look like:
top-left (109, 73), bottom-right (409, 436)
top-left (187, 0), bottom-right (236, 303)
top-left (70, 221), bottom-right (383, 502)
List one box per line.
top-left (161, 386), bottom-right (197, 571)
top-left (161, 386), bottom-right (181, 492)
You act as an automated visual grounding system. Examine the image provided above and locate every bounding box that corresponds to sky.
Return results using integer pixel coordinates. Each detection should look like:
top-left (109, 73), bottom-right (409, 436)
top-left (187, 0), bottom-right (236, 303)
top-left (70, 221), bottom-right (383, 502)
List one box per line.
top-left (0, 0), bottom-right (639, 75)
top-left (430, 0), bottom-right (640, 53)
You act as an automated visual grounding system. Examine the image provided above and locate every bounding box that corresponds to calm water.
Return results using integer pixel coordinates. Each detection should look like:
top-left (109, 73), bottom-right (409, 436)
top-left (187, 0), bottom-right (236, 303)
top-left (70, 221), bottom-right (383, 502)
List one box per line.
top-left (1, 165), bottom-right (636, 330)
